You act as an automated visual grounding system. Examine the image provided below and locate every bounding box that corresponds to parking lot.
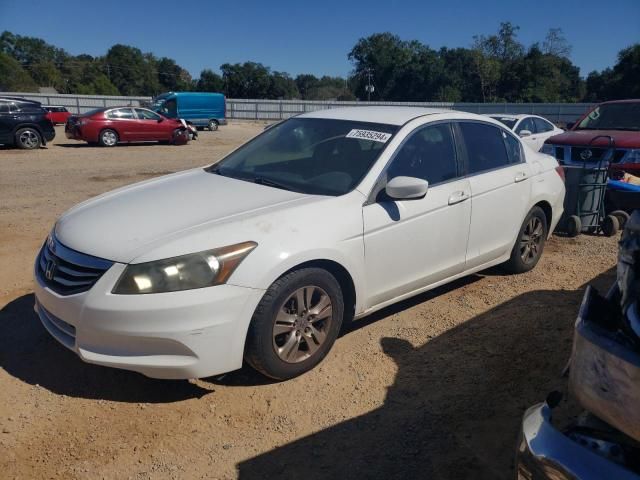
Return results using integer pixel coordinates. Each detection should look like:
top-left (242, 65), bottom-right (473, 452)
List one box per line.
top-left (0, 124), bottom-right (619, 479)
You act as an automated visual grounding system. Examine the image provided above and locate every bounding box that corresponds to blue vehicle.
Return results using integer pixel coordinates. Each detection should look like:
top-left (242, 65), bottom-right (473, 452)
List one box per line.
top-left (151, 92), bottom-right (226, 130)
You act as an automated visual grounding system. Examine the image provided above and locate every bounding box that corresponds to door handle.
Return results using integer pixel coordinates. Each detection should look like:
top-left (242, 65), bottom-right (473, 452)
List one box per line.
top-left (448, 191), bottom-right (469, 205)
top-left (514, 172), bottom-right (528, 183)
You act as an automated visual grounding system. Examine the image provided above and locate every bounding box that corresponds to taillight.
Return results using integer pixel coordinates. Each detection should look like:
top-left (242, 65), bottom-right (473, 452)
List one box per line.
top-left (555, 165), bottom-right (565, 182)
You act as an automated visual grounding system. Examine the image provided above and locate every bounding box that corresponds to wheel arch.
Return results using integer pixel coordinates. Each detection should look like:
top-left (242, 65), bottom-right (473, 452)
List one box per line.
top-left (270, 259), bottom-right (357, 325)
top-left (12, 123), bottom-right (45, 138)
top-left (533, 200), bottom-right (552, 233)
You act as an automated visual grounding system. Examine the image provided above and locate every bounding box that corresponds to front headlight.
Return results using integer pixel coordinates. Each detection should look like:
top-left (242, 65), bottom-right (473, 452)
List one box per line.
top-left (112, 241), bottom-right (257, 294)
top-left (540, 143), bottom-right (554, 155)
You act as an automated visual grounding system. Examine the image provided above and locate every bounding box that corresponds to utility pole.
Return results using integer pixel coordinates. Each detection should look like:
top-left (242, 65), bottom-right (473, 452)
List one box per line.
top-left (364, 67), bottom-right (375, 102)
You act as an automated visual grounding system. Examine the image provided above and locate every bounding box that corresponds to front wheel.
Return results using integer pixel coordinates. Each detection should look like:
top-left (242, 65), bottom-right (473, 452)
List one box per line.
top-left (208, 119), bottom-right (218, 131)
top-left (503, 206), bottom-right (548, 274)
top-left (245, 268), bottom-right (344, 380)
top-left (15, 128), bottom-right (42, 149)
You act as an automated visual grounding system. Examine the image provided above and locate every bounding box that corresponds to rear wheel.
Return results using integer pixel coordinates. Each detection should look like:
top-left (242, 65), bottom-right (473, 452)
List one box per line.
top-left (245, 268), bottom-right (344, 380)
top-left (208, 119), bottom-right (218, 131)
top-left (99, 129), bottom-right (118, 147)
top-left (15, 128), bottom-right (41, 149)
top-left (503, 206), bottom-right (548, 274)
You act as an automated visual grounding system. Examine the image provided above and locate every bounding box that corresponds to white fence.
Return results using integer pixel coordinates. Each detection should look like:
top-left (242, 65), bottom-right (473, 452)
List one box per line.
top-left (1, 92), bottom-right (594, 124)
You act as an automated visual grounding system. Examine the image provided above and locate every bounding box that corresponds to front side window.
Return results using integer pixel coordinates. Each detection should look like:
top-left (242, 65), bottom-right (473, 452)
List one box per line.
top-left (160, 99), bottom-right (178, 118)
top-left (516, 117), bottom-right (536, 134)
top-left (0, 101), bottom-right (9, 113)
top-left (459, 122), bottom-right (512, 174)
top-left (135, 108), bottom-right (161, 120)
top-left (387, 123), bottom-right (458, 185)
top-left (209, 118), bottom-right (398, 196)
top-left (534, 117), bottom-right (554, 132)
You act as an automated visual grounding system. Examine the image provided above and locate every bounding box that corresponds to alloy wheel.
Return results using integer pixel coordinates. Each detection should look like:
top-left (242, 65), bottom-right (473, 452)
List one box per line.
top-left (520, 216), bottom-right (544, 264)
top-left (102, 131), bottom-right (117, 146)
top-left (19, 130), bottom-right (39, 148)
top-left (272, 285), bottom-right (333, 363)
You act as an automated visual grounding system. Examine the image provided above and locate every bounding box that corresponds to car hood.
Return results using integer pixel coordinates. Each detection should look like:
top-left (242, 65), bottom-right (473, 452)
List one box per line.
top-left (55, 168), bottom-right (317, 263)
top-left (546, 130), bottom-right (640, 149)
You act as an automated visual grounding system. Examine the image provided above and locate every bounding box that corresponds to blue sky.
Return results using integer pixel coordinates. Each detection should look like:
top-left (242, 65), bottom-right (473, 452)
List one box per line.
top-left (1, 0), bottom-right (638, 78)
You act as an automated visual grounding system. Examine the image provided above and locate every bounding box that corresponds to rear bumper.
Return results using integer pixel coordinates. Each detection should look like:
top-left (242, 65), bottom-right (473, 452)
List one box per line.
top-left (516, 403), bottom-right (639, 480)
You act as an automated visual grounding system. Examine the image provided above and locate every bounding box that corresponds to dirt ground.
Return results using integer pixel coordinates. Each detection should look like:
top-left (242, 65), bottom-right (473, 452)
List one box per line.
top-left (0, 124), bottom-right (619, 479)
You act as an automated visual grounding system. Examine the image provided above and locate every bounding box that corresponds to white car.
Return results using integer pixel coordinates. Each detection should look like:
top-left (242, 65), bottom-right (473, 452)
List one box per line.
top-left (34, 107), bottom-right (565, 380)
top-left (487, 114), bottom-right (564, 152)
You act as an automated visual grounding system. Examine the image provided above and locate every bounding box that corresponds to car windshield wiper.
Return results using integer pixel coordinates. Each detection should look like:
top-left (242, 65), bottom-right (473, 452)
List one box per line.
top-left (252, 176), bottom-right (296, 192)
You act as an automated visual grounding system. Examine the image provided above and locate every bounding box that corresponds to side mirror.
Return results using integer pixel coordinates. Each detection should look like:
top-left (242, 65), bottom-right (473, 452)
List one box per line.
top-left (566, 122), bottom-right (575, 130)
top-left (385, 176), bottom-right (429, 200)
top-left (157, 117), bottom-right (164, 123)
top-left (519, 129), bottom-right (532, 138)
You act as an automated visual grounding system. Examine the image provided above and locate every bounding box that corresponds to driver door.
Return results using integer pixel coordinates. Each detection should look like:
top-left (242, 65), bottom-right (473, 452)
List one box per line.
top-left (362, 122), bottom-right (472, 309)
top-left (133, 108), bottom-right (166, 141)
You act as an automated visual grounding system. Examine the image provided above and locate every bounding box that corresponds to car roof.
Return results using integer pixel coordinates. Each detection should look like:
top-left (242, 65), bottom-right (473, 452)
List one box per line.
top-left (487, 113), bottom-right (533, 120)
top-left (298, 106), bottom-right (455, 126)
top-left (599, 99), bottom-right (640, 105)
top-left (0, 96), bottom-right (41, 105)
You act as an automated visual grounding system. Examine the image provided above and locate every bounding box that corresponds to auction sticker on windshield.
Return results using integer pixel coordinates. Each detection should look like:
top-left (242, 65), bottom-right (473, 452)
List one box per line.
top-left (346, 129), bottom-right (392, 143)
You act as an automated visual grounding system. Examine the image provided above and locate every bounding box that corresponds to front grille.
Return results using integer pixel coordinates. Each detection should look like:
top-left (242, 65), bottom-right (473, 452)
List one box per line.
top-left (569, 147), bottom-right (627, 164)
top-left (37, 235), bottom-right (113, 296)
top-left (554, 146), bottom-right (564, 161)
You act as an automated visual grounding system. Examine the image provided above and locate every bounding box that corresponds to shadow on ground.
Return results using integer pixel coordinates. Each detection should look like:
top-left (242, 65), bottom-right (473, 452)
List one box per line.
top-left (237, 268), bottom-right (616, 480)
top-left (0, 294), bottom-right (211, 403)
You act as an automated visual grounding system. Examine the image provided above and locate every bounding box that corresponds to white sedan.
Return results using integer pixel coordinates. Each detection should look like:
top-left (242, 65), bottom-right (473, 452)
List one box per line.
top-left (488, 114), bottom-right (564, 152)
top-left (34, 107), bottom-right (565, 380)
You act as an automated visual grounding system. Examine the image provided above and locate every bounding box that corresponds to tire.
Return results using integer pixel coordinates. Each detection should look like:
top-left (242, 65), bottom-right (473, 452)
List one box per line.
top-left (208, 119), bottom-right (218, 131)
top-left (503, 206), bottom-right (548, 274)
top-left (99, 129), bottom-right (118, 147)
top-left (566, 215), bottom-right (582, 237)
top-left (245, 268), bottom-right (344, 380)
top-left (602, 215), bottom-right (619, 237)
top-left (610, 210), bottom-right (629, 230)
top-left (15, 128), bottom-right (42, 149)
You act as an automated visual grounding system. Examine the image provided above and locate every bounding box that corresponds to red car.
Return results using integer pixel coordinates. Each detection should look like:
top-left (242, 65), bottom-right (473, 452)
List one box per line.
top-left (543, 99), bottom-right (640, 175)
top-left (43, 106), bottom-right (72, 125)
top-left (65, 107), bottom-right (189, 146)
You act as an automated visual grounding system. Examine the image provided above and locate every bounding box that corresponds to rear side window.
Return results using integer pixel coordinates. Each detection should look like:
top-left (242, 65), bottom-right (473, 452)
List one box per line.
top-left (387, 123), bottom-right (458, 185)
top-left (502, 130), bottom-right (523, 164)
top-left (107, 108), bottom-right (135, 119)
top-left (459, 122), bottom-right (512, 174)
top-left (534, 117), bottom-right (554, 132)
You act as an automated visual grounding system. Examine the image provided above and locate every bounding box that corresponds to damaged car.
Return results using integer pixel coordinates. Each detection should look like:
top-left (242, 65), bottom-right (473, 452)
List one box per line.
top-left (517, 211), bottom-right (640, 479)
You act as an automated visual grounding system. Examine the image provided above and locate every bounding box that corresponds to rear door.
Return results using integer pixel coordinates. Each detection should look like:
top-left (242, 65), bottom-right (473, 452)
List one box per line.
top-left (532, 117), bottom-right (558, 150)
top-left (458, 121), bottom-right (531, 270)
top-left (106, 108), bottom-right (137, 141)
top-left (0, 100), bottom-right (13, 144)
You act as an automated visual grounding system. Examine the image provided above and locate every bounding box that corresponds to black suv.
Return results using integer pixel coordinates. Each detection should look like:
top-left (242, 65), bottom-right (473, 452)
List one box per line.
top-left (0, 96), bottom-right (56, 149)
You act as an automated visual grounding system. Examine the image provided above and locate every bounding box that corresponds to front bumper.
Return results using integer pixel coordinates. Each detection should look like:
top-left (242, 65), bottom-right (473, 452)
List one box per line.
top-left (516, 403), bottom-right (639, 480)
top-left (33, 261), bottom-right (264, 379)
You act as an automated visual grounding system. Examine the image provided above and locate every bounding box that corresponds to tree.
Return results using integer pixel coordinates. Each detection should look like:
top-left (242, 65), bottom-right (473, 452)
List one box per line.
top-left (0, 52), bottom-right (37, 91)
top-left (156, 57), bottom-right (192, 92)
top-left (220, 62), bottom-right (271, 98)
top-left (196, 69), bottom-right (224, 92)
top-left (105, 44), bottom-right (160, 96)
top-left (269, 71), bottom-right (299, 99)
top-left (543, 28), bottom-right (572, 58)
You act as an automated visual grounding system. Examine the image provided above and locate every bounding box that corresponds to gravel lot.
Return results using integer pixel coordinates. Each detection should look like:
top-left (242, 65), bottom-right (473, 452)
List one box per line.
top-left (0, 124), bottom-right (619, 479)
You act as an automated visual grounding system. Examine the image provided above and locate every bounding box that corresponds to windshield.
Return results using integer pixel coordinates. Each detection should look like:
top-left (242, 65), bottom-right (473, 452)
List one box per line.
top-left (491, 117), bottom-right (517, 129)
top-left (207, 118), bottom-right (398, 196)
top-left (577, 103), bottom-right (640, 131)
